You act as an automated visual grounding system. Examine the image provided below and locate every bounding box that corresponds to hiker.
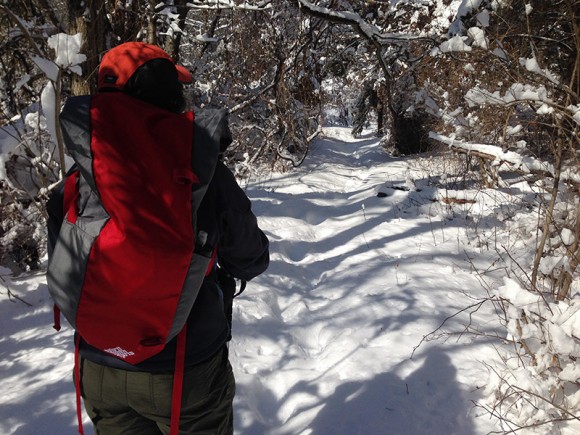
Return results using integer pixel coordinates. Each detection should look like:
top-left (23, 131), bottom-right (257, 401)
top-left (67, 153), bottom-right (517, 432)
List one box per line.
top-left (46, 42), bottom-right (269, 435)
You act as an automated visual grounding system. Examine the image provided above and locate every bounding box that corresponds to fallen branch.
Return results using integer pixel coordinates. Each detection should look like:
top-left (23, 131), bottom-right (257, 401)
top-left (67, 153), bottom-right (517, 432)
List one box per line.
top-left (429, 131), bottom-right (580, 188)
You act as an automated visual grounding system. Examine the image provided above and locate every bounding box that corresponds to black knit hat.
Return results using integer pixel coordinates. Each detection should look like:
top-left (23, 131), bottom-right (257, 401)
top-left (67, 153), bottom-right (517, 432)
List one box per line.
top-left (123, 58), bottom-right (187, 113)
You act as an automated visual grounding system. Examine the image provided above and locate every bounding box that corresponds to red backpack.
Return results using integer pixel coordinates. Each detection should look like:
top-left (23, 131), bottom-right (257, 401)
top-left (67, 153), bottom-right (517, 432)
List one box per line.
top-left (48, 92), bottom-right (220, 434)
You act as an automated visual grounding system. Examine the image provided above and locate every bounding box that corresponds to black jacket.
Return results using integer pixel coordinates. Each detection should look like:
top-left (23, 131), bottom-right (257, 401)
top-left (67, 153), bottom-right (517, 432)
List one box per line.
top-left (47, 111), bottom-right (269, 372)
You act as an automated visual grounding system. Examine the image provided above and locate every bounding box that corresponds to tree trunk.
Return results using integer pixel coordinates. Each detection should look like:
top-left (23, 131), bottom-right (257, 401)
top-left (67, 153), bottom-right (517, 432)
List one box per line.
top-left (163, 0), bottom-right (189, 60)
top-left (67, 0), bottom-right (106, 95)
top-left (147, 0), bottom-right (158, 44)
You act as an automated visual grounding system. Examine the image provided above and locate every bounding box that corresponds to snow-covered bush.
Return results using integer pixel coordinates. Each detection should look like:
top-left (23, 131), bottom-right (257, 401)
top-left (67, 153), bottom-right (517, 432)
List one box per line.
top-left (0, 106), bottom-right (59, 270)
top-left (481, 278), bottom-right (580, 433)
top-left (0, 6), bottom-right (84, 271)
top-left (388, 0), bottom-right (580, 430)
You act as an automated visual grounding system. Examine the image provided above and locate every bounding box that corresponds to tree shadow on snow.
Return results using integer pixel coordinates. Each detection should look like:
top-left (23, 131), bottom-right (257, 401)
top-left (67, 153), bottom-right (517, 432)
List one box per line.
top-left (308, 351), bottom-right (477, 435)
top-left (0, 275), bottom-right (84, 435)
top-left (237, 133), bottom-right (498, 434)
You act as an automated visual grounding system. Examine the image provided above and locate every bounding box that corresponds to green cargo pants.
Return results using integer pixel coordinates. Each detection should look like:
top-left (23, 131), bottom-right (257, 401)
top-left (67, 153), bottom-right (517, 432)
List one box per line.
top-left (79, 347), bottom-right (235, 435)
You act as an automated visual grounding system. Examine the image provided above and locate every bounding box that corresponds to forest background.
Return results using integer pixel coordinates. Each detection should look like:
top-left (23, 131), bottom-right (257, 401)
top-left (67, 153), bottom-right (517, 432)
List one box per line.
top-left (0, 0), bottom-right (579, 433)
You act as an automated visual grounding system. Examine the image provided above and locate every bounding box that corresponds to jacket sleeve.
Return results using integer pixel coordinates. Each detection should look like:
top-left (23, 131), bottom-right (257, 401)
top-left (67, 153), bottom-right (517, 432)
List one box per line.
top-left (212, 162), bottom-right (269, 281)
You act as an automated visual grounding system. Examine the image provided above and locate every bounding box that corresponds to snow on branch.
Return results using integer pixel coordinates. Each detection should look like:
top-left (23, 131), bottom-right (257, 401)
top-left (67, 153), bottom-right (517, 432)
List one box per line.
top-left (465, 83), bottom-right (580, 125)
top-left (465, 83), bottom-right (553, 108)
top-left (429, 131), bottom-right (544, 171)
top-left (47, 33), bottom-right (86, 75)
top-left (186, 0), bottom-right (271, 10)
top-left (428, 131), bottom-right (580, 186)
top-left (521, 56), bottom-right (559, 85)
top-left (294, 0), bottom-right (436, 44)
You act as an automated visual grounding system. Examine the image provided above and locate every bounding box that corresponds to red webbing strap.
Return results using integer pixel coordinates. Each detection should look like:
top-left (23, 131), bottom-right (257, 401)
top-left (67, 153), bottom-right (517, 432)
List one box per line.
top-left (53, 305), bottom-right (61, 331)
top-left (63, 171), bottom-right (80, 224)
top-left (170, 327), bottom-right (187, 435)
top-left (74, 335), bottom-right (85, 435)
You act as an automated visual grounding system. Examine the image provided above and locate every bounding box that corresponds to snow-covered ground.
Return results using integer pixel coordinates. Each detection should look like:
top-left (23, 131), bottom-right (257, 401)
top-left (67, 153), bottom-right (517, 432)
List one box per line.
top-left (231, 127), bottom-right (505, 435)
top-left (1, 126), bottom-right (555, 434)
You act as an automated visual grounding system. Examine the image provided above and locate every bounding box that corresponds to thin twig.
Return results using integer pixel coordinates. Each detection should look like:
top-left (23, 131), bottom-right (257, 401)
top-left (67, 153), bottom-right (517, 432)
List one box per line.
top-left (411, 299), bottom-right (488, 359)
top-left (0, 274), bottom-right (32, 306)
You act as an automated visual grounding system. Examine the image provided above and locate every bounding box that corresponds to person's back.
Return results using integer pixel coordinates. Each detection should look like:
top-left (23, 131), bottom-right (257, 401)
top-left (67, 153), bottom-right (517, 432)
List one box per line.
top-left (47, 42), bottom-right (269, 435)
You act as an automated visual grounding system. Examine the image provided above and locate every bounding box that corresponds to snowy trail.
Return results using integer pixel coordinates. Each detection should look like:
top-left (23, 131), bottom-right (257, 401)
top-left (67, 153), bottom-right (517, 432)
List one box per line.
top-left (231, 127), bottom-right (500, 435)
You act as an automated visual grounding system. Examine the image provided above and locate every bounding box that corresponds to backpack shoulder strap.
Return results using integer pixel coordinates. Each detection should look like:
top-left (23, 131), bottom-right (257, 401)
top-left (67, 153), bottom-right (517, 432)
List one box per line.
top-left (51, 168), bottom-right (80, 332)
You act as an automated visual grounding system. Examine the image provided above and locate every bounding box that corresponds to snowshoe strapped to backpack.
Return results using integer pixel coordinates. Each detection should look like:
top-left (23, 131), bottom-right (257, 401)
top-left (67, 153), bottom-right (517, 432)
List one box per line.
top-left (47, 93), bottom-right (223, 365)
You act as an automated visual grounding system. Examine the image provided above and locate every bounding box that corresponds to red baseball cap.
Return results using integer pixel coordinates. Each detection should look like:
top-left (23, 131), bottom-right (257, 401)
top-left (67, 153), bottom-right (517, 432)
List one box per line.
top-left (98, 42), bottom-right (193, 91)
